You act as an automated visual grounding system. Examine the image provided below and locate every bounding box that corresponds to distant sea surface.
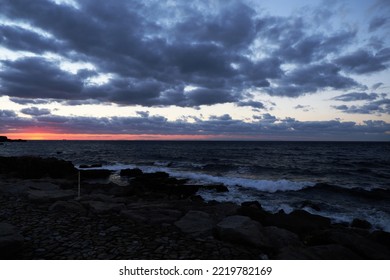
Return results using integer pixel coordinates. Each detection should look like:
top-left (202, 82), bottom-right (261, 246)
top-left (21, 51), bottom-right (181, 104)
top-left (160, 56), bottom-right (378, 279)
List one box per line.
top-left (1, 141), bottom-right (390, 230)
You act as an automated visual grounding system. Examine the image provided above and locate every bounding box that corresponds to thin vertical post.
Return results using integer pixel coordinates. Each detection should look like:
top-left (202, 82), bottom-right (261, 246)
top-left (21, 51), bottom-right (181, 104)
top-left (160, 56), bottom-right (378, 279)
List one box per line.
top-left (78, 171), bottom-right (81, 199)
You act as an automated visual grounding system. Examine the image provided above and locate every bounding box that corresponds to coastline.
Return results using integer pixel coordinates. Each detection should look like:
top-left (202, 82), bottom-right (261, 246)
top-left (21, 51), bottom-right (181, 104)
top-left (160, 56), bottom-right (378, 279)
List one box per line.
top-left (1, 156), bottom-right (389, 260)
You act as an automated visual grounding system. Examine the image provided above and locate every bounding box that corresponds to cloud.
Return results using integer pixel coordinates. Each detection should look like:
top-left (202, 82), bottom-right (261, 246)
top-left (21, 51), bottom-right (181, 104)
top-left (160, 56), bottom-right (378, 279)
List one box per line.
top-left (1, 111), bottom-right (389, 140)
top-left (236, 100), bottom-right (265, 109)
top-left (20, 107), bottom-right (51, 116)
top-left (294, 105), bottom-right (312, 112)
top-left (369, 16), bottom-right (388, 32)
top-left (332, 92), bottom-right (379, 102)
top-left (334, 48), bottom-right (390, 74)
top-left (332, 99), bottom-right (390, 114)
top-left (0, 0), bottom-right (388, 109)
top-left (372, 82), bottom-right (384, 90)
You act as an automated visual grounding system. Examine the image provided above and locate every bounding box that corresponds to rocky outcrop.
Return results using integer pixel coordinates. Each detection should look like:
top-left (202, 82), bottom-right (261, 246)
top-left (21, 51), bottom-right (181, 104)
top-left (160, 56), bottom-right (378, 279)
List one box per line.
top-left (174, 211), bottom-right (213, 235)
top-left (0, 223), bottom-right (24, 259)
top-left (216, 215), bottom-right (268, 248)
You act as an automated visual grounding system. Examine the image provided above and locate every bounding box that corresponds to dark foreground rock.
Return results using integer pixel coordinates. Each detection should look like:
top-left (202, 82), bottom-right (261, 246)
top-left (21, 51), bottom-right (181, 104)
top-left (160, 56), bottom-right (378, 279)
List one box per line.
top-left (0, 156), bottom-right (389, 260)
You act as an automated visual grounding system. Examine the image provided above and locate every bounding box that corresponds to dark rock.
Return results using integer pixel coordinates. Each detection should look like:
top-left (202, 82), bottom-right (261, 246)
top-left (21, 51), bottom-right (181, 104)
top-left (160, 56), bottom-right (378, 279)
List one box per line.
top-left (82, 200), bottom-right (126, 213)
top-left (120, 168), bottom-right (143, 177)
top-left (80, 169), bottom-right (113, 179)
top-left (28, 189), bottom-right (75, 202)
top-left (175, 211), bottom-right (213, 235)
top-left (265, 210), bottom-right (331, 235)
top-left (200, 184), bottom-right (229, 192)
top-left (300, 200), bottom-right (321, 211)
top-left (263, 226), bottom-right (302, 249)
top-left (370, 230), bottom-right (390, 249)
top-left (237, 201), bottom-right (269, 224)
top-left (0, 156), bottom-right (77, 179)
top-left (0, 223), bottom-right (24, 259)
top-left (351, 218), bottom-right (372, 230)
top-left (79, 164), bottom-right (103, 169)
top-left (216, 215), bottom-right (268, 247)
top-left (49, 201), bottom-right (86, 214)
top-left (305, 228), bottom-right (390, 259)
top-left (275, 244), bottom-right (360, 260)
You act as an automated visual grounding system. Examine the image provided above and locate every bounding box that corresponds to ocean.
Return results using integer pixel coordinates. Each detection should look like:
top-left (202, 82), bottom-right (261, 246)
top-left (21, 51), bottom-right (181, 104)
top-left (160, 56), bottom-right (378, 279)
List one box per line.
top-left (1, 140), bottom-right (390, 231)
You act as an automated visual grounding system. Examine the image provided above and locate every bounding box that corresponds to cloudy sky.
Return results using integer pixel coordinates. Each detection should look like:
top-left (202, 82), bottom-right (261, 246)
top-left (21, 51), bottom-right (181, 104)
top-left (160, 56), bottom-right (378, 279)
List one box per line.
top-left (0, 0), bottom-right (389, 140)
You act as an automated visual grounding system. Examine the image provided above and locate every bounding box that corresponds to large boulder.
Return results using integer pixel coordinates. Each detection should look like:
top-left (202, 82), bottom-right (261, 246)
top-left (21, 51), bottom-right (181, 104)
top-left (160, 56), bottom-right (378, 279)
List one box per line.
top-left (0, 223), bottom-right (24, 259)
top-left (266, 210), bottom-right (331, 235)
top-left (81, 200), bottom-right (125, 214)
top-left (306, 228), bottom-right (390, 259)
top-left (175, 211), bottom-right (213, 235)
top-left (263, 226), bottom-right (302, 249)
top-left (0, 156), bottom-right (77, 179)
top-left (49, 201), bottom-right (86, 214)
top-left (122, 208), bottom-right (182, 225)
top-left (28, 189), bottom-right (75, 202)
top-left (216, 215), bottom-right (268, 248)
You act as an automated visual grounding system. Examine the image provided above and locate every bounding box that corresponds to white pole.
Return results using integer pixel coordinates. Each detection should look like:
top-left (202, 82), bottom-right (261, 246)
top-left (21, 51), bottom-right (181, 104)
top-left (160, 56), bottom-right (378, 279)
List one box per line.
top-left (78, 171), bottom-right (81, 199)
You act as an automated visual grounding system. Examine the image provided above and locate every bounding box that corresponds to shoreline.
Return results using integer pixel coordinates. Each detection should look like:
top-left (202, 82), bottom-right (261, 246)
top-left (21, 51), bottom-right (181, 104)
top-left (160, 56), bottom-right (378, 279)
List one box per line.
top-left (1, 156), bottom-right (390, 260)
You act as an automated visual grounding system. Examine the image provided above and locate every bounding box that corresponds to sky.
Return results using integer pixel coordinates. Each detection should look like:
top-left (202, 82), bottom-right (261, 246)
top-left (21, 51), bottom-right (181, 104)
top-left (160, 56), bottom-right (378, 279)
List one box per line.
top-left (0, 0), bottom-right (389, 141)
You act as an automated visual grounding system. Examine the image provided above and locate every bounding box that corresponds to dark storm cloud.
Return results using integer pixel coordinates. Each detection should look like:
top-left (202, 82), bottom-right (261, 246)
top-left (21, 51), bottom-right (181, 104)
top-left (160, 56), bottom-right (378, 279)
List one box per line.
top-left (332, 99), bottom-right (390, 115)
top-left (369, 17), bottom-right (388, 32)
top-left (9, 97), bottom-right (53, 105)
top-left (236, 101), bottom-right (265, 109)
top-left (334, 48), bottom-right (390, 74)
top-left (20, 107), bottom-right (51, 116)
top-left (0, 57), bottom-right (85, 99)
top-left (266, 64), bottom-right (359, 97)
top-left (332, 92), bottom-right (379, 102)
top-left (0, 0), bottom-right (389, 106)
top-left (0, 24), bottom-right (61, 53)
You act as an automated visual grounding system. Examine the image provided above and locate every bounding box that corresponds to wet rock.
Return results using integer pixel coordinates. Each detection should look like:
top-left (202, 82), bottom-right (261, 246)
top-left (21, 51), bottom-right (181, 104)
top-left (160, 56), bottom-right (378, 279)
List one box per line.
top-left (236, 201), bottom-right (269, 224)
top-left (0, 223), bottom-right (24, 259)
top-left (80, 169), bottom-right (113, 179)
top-left (300, 200), bottom-right (321, 211)
top-left (200, 184), bottom-right (229, 192)
top-left (120, 168), bottom-right (143, 177)
top-left (351, 218), bottom-right (372, 230)
top-left (122, 208), bottom-right (182, 225)
top-left (175, 211), bottom-right (213, 235)
top-left (79, 164), bottom-right (103, 168)
top-left (266, 210), bottom-right (331, 235)
top-left (216, 215), bottom-right (267, 248)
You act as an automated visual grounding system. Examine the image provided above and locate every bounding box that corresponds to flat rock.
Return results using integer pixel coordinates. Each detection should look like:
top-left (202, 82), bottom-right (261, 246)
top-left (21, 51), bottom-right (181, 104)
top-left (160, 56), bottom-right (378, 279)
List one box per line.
top-left (28, 189), bottom-right (75, 202)
top-left (0, 223), bottom-right (24, 259)
top-left (122, 208), bottom-right (182, 224)
top-left (82, 200), bottom-right (125, 213)
top-left (49, 200), bottom-right (86, 214)
top-left (175, 211), bottom-right (213, 235)
top-left (216, 215), bottom-right (267, 248)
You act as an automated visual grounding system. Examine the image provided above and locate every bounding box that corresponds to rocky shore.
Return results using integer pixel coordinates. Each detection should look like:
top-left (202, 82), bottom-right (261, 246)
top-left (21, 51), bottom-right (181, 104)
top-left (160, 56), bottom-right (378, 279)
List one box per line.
top-left (1, 156), bottom-right (389, 260)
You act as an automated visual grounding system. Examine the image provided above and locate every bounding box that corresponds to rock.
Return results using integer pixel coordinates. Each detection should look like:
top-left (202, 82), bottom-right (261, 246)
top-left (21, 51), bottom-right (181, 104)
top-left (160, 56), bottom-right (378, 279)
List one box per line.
top-left (370, 230), bottom-right (390, 249)
top-left (80, 169), bottom-right (113, 179)
top-left (300, 200), bottom-right (321, 211)
top-left (49, 201), bottom-right (86, 214)
top-left (122, 208), bottom-right (182, 225)
top-left (0, 223), bottom-right (24, 259)
top-left (275, 244), bottom-right (360, 260)
top-left (0, 156), bottom-right (77, 179)
top-left (263, 226), bottom-right (301, 249)
top-left (200, 184), bottom-right (229, 192)
top-left (175, 211), bottom-right (213, 235)
top-left (79, 164), bottom-right (103, 168)
top-left (216, 215), bottom-right (268, 247)
top-left (266, 210), bottom-right (331, 235)
top-left (351, 218), bottom-right (372, 229)
top-left (82, 200), bottom-right (125, 213)
top-left (28, 189), bottom-right (75, 202)
top-left (237, 201), bottom-right (269, 224)
top-left (120, 168), bottom-right (143, 177)
top-left (306, 228), bottom-right (390, 259)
